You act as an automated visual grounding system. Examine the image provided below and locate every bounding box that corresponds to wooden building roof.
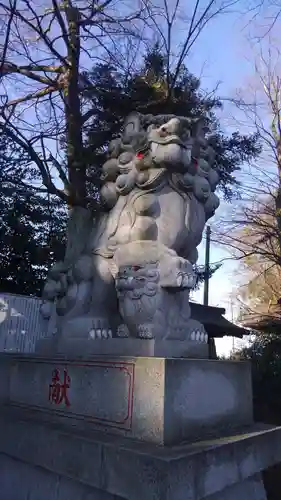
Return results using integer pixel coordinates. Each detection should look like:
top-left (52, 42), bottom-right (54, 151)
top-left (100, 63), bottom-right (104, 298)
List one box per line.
top-left (190, 302), bottom-right (248, 339)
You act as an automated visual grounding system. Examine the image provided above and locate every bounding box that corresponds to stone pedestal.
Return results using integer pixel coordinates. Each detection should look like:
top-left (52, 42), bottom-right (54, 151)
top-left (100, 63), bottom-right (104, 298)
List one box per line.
top-left (0, 352), bottom-right (280, 499)
top-left (35, 336), bottom-right (209, 359)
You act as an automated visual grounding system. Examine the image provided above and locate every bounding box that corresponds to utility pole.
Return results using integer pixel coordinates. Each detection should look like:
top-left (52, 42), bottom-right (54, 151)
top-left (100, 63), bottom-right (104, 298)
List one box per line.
top-left (231, 297), bottom-right (235, 352)
top-left (203, 225), bottom-right (211, 306)
top-left (203, 225), bottom-right (216, 359)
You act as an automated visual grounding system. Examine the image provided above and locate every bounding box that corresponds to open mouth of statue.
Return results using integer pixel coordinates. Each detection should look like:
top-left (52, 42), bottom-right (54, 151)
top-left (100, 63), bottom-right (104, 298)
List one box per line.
top-left (148, 134), bottom-right (189, 148)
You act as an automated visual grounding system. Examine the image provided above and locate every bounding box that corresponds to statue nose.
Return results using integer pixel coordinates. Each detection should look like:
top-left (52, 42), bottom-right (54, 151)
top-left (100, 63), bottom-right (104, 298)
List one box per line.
top-left (159, 118), bottom-right (181, 136)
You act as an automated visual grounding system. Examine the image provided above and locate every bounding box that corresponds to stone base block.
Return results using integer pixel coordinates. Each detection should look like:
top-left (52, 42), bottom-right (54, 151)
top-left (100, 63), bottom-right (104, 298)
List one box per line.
top-left (0, 353), bottom-right (252, 445)
top-left (35, 336), bottom-right (209, 358)
top-left (0, 412), bottom-right (279, 500)
top-left (0, 454), bottom-right (267, 500)
top-left (205, 474), bottom-right (266, 500)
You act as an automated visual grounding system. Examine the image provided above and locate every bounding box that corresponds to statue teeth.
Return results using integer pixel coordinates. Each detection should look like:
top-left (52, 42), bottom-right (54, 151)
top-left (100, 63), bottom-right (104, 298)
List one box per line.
top-left (102, 329), bottom-right (107, 338)
top-left (196, 331), bottom-right (201, 341)
top-left (191, 331), bottom-right (196, 341)
top-left (108, 329), bottom-right (113, 338)
top-left (96, 329), bottom-right (102, 338)
top-left (200, 332), bottom-right (205, 342)
top-left (204, 334), bottom-right (208, 343)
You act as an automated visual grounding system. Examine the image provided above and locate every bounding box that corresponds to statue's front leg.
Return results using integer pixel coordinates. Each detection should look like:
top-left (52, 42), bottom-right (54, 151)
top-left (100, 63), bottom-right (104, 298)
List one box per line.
top-left (89, 255), bottom-right (120, 325)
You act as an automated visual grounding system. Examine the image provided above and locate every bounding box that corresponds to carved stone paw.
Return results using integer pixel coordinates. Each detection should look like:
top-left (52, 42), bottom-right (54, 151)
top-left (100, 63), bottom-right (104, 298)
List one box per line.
top-left (176, 271), bottom-right (197, 289)
top-left (88, 317), bottom-right (113, 340)
top-left (137, 323), bottom-right (154, 339)
top-left (159, 256), bottom-right (196, 289)
top-left (188, 320), bottom-right (208, 343)
top-left (117, 324), bottom-right (130, 338)
top-left (165, 319), bottom-right (208, 342)
top-left (190, 329), bottom-right (208, 343)
top-left (89, 328), bottom-right (113, 340)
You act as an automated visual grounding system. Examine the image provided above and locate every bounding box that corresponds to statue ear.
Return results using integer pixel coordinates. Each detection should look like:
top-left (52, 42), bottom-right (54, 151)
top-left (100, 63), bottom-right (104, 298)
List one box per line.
top-left (123, 112), bottom-right (141, 136)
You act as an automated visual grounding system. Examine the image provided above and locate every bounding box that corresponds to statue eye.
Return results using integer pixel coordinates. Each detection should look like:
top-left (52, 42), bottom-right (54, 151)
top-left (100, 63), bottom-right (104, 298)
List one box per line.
top-left (132, 265), bottom-right (141, 271)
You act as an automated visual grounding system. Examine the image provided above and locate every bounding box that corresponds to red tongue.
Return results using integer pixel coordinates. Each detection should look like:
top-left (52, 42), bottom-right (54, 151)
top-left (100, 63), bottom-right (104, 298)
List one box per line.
top-left (136, 152), bottom-right (144, 159)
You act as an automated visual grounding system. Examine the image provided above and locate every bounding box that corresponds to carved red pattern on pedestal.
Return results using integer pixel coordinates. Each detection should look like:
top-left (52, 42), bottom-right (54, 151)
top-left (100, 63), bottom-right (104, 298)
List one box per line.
top-left (10, 359), bottom-right (135, 431)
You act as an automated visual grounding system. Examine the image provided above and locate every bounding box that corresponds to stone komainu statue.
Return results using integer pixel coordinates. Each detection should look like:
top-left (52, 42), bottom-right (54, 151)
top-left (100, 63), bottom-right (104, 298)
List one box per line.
top-left (41, 112), bottom-right (220, 343)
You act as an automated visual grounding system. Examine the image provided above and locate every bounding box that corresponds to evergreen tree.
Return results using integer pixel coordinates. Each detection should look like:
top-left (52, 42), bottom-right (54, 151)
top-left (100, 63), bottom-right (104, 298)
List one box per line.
top-left (0, 135), bottom-right (66, 296)
top-left (84, 48), bottom-right (261, 201)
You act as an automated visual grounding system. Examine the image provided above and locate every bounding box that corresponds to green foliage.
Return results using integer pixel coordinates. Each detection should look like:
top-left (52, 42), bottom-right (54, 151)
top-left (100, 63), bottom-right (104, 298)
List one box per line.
top-left (193, 262), bottom-right (222, 290)
top-left (84, 47), bottom-right (261, 201)
top-left (233, 334), bottom-right (281, 416)
top-left (0, 134), bottom-right (66, 296)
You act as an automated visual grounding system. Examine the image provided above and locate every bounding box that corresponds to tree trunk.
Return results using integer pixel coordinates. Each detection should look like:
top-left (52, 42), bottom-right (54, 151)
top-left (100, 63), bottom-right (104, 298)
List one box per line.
top-left (275, 143), bottom-right (281, 263)
top-left (64, 207), bottom-right (93, 267)
top-left (65, 5), bottom-right (86, 207)
top-left (62, 7), bottom-right (90, 267)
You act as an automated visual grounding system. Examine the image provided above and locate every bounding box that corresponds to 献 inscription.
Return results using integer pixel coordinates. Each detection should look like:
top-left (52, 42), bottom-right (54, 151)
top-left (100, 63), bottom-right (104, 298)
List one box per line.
top-left (48, 368), bottom-right (71, 407)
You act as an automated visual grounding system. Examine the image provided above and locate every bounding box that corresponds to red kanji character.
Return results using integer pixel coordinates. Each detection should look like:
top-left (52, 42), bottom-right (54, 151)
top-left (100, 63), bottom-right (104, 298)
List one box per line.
top-left (48, 368), bottom-right (71, 407)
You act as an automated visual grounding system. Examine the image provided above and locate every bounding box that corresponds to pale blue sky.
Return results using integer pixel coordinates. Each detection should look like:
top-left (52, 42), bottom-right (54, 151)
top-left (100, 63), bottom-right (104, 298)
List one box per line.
top-left (184, 8), bottom-right (254, 355)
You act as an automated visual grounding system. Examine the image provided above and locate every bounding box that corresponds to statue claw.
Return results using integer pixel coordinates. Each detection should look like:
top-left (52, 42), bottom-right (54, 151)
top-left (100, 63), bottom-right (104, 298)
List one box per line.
top-left (190, 329), bottom-right (208, 343)
top-left (137, 324), bottom-right (154, 339)
top-left (89, 324), bottom-right (114, 340)
top-left (117, 324), bottom-right (130, 338)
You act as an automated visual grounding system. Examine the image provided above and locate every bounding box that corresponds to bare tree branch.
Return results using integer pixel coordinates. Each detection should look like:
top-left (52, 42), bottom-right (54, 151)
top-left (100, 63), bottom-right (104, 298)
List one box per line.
top-left (0, 0), bottom-right (239, 209)
top-left (213, 41), bottom-right (281, 322)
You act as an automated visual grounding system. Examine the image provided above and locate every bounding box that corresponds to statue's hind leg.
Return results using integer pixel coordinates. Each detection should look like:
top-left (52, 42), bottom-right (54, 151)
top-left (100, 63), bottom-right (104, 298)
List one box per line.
top-left (60, 255), bottom-right (120, 340)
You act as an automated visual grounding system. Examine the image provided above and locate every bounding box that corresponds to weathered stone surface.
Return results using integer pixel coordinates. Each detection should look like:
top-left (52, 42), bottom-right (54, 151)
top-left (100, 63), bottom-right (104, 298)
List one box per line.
top-left (163, 357), bottom-right (253, 444)
top-left (0, 453), bottom-right (121, 500)
top-left (1, 353), bottom-right (252, 445)
top-left (205, 474), bottom-right (266, 500)
top-left (40, 113), bottom-right (221, 352)
top-left (0, 350), bottom-right (278, 499)
top-left (0, 411), bottom-right (279, 500)
top-left (35, 336), bottom-right (209, 358)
